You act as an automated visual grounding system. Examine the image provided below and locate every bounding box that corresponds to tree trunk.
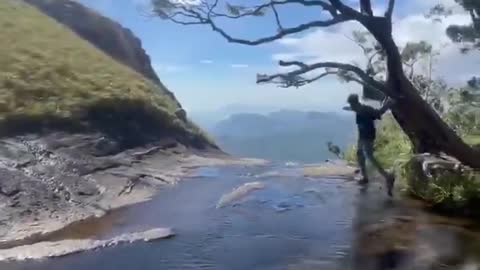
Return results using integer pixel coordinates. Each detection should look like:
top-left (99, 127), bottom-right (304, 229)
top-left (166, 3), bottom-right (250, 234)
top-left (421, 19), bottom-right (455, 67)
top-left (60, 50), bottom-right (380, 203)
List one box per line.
top-left (392, 83), bottom-right (480, 168)
top-left (363, 17), bottom-right (480, 168)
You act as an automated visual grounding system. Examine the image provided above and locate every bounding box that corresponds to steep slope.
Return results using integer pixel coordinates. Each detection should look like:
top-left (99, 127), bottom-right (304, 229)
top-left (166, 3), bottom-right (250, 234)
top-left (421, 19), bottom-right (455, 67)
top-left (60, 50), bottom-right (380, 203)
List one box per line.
top-left (0, 0), bottom-right (209, 148)
top-left (24, 0), bottom-right (178, 103)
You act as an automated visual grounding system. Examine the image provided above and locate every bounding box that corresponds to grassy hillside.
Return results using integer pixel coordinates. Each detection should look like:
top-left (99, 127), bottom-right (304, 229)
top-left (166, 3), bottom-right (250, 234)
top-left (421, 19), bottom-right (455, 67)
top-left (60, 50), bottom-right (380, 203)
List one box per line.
top-left (0, 0), bottom-right (210, 147)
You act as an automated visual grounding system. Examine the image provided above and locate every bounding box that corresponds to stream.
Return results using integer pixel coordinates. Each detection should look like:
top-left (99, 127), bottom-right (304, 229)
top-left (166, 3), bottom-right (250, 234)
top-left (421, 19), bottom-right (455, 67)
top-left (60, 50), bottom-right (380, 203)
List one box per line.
top-left (2, 163), bottom-right (480, 270)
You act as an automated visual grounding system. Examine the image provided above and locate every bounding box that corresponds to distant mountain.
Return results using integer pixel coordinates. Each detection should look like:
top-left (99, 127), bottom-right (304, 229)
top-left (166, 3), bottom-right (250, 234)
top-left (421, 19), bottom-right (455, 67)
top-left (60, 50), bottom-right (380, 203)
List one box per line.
top-left (213, 113), bottom-right (284, 137)
top-left (190, 104), bottom-right (283, 130)
top-left (210, 110), bottom-right (356, 163)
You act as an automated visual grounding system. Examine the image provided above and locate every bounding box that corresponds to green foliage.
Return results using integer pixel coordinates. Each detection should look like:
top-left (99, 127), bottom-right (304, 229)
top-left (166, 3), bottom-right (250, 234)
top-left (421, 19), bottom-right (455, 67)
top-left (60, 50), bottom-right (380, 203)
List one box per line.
top-left (446, 106), bottom-right (480, 137)
top-left (373, 115), bottom-right (413, 169)
top-left (412, 76), bottom-right (448, 113)
top-left (401, 41), bottom-right (432, 63)
top-left (445, 84), bottom-right (480, 137)
top-left (343, 142), bottom-right (357, 165)
top-left (404, 158), bottom-right (480, 215)
top-left (429, 0), bottom-right (480, 51)
top-left (225, 3), bottom-right (243, 16)
top-left (0, 0), bottom-right (208, 144)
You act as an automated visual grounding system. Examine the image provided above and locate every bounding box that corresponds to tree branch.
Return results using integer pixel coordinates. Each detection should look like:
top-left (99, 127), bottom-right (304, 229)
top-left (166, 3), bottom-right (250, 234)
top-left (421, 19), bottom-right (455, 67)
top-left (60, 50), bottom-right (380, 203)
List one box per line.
top-left (155, 0), bottom-right (352, 46)
top-left (329, 0), bottom-right (364, 20)
top-left (360, 0), bottom-right (373, 16)
top-left (208, 16), bottom-right (350, 45)
top-left (257, 60), bottom-right (389, 94)
top-left (367, 50), bottom-right (380, 67)
top-left (258, 70), bottom-right (339, 88)
top-left (208, 0), bottom-right (336, 19)
top-left (385, 0), bottom-right (395, 19)
top-left (271, 3), bottom-right (283, 31)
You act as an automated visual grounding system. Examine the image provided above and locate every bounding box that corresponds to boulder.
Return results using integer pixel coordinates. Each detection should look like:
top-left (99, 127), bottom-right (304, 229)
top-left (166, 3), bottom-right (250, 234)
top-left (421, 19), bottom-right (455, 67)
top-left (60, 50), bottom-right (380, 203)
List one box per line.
top-left (175, 108), bottom-right (188, 123)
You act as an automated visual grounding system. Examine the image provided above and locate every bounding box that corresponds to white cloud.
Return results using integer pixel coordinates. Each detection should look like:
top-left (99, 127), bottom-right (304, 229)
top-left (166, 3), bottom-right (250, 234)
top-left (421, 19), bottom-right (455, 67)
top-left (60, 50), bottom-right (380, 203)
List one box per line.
top-left (200, 59), bottom-right (214, 64)
top-left (393, 14), bottom-right (470, 48)
top-left (171, 0), bottom-right (202, 4)
top-left (231, 64), bottom-right (249, 68)
top-left (273, 21), bottom-right (365, 66)
top-left (153, 63), bottom-right (189, 73)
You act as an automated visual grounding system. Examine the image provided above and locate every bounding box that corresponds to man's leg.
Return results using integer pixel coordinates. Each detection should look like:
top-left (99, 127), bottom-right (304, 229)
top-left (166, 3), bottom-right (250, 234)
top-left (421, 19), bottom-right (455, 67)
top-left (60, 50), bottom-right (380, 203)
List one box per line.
top-left (356, 139), bottom-right (368, 184)
top-left (364, 140), bottom-right (395, 196)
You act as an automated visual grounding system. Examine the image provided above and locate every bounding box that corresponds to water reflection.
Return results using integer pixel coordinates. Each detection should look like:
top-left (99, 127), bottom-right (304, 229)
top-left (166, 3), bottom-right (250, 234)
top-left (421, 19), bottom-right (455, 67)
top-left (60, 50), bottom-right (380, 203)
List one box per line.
top-left (349, 182), bottom-right (480, 270)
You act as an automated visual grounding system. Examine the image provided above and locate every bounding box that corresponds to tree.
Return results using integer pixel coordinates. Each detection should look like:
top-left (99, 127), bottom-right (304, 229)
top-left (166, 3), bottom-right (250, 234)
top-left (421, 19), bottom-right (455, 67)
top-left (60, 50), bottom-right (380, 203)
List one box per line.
top-left (447, 76), bottom-right (480, 133)
top-left (448, 0), bottom-right (479, 52)
top-left (343, 32), bottom-right (439, 103)
top-left (427, 1), bottom-right (480, 135)
top-left (429, 0), bottom-right (480, 52)
top-left (338, 30), bottom-right (386, 101)
top-left (151, 0), bottom-right (480, 168)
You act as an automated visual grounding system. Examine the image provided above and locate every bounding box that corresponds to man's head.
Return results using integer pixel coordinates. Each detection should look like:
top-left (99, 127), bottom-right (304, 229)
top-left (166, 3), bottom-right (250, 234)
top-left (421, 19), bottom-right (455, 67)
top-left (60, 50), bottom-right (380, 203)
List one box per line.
top-left (347, 94), bottom-right (361, 110)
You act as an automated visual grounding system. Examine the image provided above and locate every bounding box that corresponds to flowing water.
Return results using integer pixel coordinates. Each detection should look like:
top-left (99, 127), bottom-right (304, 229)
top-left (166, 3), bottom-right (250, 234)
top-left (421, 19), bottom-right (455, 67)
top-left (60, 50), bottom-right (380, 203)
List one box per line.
top-left (2, 163), bottom-right (480, 270)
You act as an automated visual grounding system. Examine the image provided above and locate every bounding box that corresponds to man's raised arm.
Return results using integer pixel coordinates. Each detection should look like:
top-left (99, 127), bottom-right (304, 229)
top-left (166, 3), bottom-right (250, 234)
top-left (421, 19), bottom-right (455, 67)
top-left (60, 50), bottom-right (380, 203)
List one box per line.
top-left (377, 98), bottom-right (395, 116)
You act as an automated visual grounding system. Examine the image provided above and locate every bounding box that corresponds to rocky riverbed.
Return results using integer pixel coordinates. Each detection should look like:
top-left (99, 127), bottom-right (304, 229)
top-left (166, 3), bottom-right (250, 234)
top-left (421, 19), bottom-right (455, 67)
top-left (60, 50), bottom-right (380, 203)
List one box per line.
top-left (0, 132), bottom-right (264, 249)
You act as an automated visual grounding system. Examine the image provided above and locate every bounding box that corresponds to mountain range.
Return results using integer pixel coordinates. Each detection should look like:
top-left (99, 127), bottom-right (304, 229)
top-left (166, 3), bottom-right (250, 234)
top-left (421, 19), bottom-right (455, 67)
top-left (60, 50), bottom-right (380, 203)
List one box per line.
top-left (209, 110), bottom-right (356, 163)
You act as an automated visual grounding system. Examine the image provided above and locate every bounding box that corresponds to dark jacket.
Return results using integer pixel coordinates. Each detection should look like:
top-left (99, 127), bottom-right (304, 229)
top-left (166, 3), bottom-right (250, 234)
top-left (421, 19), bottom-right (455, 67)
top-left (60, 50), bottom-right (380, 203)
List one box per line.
top-left (356, 105), bottom-right (382, 141)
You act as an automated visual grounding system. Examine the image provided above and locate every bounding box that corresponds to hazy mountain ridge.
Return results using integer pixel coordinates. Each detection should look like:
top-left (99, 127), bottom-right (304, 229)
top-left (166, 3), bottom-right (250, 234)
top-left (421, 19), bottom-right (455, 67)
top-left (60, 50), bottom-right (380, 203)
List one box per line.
top-left (211, 110), bottom-right (355, 162)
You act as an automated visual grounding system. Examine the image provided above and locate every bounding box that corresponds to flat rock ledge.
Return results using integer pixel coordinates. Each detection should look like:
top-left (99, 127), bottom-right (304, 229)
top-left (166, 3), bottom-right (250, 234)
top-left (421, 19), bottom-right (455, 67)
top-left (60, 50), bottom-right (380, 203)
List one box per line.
top-left (0, 228), bottom-right (174, 261)
top-left (303, 160), bottom-right (358, 178)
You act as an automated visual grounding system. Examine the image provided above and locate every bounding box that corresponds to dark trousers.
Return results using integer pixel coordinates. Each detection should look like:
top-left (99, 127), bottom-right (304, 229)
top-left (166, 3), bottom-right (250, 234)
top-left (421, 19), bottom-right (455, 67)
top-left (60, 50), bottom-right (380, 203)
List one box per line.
top-left (356, 138), bottom-right (390, 180)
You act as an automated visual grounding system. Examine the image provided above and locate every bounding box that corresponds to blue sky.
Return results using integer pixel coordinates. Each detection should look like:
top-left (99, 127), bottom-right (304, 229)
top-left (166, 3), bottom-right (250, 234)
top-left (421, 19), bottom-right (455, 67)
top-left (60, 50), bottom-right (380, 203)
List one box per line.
top-left (77, 0), bottom-right (476, 113)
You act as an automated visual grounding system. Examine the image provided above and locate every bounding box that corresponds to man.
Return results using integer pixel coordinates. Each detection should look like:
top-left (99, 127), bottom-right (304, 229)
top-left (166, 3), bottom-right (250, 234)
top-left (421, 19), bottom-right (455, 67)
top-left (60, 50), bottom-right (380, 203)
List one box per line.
top-left (345, 94), bottom-right (395, 196)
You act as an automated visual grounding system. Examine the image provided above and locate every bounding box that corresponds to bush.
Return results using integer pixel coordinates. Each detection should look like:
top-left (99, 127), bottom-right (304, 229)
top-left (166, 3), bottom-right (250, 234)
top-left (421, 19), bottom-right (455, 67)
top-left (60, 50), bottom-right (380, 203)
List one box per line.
top-left (403, 156), bottom-right (480, 216)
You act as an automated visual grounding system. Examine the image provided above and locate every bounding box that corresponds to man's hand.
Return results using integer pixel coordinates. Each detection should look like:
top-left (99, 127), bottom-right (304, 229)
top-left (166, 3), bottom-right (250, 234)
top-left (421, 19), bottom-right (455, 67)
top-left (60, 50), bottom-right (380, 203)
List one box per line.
top-left (342, 106), bottom-right (353, 111)
top-left (382, 97), bottom-right (395, 108)
top-left (378, 97), bottom-right (395, 115)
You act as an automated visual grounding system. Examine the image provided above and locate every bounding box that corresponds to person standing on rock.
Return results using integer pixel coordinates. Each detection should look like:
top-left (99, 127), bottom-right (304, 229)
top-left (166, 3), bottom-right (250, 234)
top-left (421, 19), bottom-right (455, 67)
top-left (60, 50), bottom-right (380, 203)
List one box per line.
top-left (344, 94), bottom-right (396, 196)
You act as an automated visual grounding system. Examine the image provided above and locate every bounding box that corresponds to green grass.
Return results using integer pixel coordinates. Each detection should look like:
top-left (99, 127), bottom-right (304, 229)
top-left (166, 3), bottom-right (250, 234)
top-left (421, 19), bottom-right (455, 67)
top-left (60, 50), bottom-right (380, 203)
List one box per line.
top-left (373, 115), bottom-right (413, 169)
top-left (0, 0), bottom-right (211, 147)
top-left (464, 134), bottom-right (480, 146)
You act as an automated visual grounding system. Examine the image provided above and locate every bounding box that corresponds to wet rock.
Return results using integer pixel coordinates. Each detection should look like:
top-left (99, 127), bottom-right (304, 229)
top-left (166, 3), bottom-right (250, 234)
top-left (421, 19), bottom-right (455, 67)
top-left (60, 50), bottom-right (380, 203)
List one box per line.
top-left (303, 161), bottom-right (357, 178)
top-left (353, 217), bottom-right (418, 269)
top-left (93, 137), bottom-right (120, 157)
top-left (216, 182), bottom-right (266, 208)
top-left (0, 228), bottom-right (174, 261)
top-left (357, 218), bottom-right (417, 256)
top-left (0, 187), bottom-right (21, 197)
